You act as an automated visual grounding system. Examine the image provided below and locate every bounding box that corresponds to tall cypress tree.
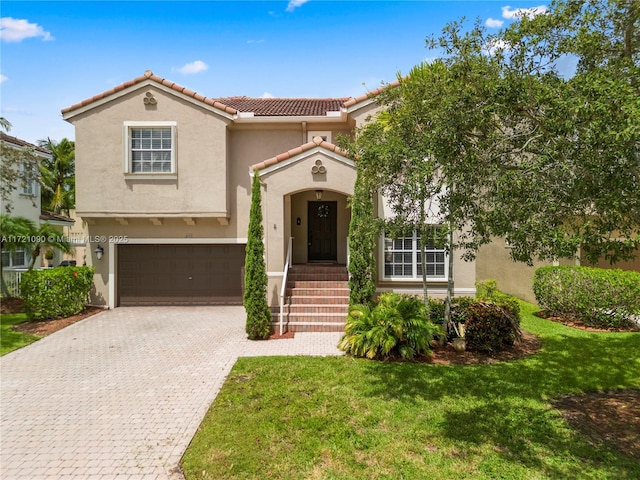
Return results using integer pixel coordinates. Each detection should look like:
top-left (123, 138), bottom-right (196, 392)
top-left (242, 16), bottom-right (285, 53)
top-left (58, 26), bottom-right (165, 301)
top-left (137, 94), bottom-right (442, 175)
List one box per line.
top-left (347, 169), bottom-right (378, 306)
top-left (244, 172), bottom-right (271, 339)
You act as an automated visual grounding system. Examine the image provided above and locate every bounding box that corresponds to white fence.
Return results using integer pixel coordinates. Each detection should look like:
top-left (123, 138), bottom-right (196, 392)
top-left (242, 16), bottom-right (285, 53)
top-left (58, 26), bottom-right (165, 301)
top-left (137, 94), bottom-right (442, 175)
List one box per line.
top-left (2, 269), bottom-right (27, 297)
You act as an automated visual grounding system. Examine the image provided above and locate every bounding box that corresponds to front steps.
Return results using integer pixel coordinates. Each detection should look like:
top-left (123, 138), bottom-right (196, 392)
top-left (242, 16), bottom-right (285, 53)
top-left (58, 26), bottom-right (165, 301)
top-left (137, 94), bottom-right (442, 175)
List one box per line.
top-left (272, 264), bottom-right (349, 333)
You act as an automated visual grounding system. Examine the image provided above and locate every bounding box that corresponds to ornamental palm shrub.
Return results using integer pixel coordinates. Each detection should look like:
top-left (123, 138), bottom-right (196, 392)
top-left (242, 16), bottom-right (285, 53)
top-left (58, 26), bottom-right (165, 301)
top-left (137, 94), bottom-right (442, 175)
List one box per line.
top-left (243, 172), bottom-right (271, 340)
top-left (339, 292), bottom-right (439, 360)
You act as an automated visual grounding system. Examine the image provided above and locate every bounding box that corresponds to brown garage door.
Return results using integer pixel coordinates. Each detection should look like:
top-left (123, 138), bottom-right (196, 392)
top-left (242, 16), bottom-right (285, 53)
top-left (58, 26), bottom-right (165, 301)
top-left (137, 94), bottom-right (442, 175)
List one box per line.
top-left (117, 244), bottom-right (245, 306)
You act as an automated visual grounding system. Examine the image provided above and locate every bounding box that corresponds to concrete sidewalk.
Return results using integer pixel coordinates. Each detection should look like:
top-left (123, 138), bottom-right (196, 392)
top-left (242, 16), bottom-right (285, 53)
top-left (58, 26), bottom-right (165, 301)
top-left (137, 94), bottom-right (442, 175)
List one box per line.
top-left (0, 307), bottom-right (342, 479)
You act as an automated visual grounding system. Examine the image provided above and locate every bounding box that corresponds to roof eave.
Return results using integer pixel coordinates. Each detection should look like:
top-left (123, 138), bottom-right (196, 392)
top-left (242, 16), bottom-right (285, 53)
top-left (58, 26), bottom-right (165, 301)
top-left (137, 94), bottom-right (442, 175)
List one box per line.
top-left (62, 78), bottom-right (236, 122)
top-left (235, 110), bottom-right (347, 124)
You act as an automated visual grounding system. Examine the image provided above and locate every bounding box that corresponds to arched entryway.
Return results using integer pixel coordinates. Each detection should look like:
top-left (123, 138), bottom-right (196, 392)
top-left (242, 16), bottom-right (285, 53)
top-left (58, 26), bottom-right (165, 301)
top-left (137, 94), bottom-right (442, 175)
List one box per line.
top-left (288, 190), bottom-right (350, 265)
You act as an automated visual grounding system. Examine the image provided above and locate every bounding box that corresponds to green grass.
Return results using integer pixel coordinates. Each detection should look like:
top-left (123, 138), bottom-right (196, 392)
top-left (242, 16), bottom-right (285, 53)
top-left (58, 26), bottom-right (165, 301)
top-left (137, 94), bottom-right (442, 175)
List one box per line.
top-left (182, 301), bottom-right (640, 479)
top-left (1, 313), bottom-right (41, 355)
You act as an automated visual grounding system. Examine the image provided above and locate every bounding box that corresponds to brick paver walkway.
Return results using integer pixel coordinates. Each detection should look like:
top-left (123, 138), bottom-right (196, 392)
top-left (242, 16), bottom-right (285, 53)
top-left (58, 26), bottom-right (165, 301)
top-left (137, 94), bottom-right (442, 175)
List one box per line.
top-left (0, 307), bottom-right (342, 479)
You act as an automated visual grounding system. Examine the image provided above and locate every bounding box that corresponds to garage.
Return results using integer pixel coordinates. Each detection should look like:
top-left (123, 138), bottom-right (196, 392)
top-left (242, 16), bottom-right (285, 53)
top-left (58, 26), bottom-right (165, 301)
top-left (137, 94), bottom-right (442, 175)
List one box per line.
top-left (117, 244), bottom-right (245, 306)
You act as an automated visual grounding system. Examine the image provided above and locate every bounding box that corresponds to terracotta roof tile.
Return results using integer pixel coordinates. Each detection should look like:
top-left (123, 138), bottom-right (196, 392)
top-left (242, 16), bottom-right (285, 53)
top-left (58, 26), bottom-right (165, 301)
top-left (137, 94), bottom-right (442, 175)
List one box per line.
top-left (62, 70), bottom-right (398, 118)
top-left (62, 70), bottom-right (238, 116)
top-left (1, 132), bottom-right (51, 155)
top-left (40, 210), bottom-right (74, 224)
top-left (214, 97), bottom-right (348, 116)
top-left (343, 79), bottom-right (400, 107)
top-left (251, 136), bottom-right (349, 171)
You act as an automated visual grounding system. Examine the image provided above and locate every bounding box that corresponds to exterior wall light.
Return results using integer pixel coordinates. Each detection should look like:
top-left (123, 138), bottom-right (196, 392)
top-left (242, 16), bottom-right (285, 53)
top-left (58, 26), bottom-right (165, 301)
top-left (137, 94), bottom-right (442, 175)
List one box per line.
top-left (94, 245), bottom-right (104, 260)
top-left (315, 190), bottom-right (323, 200)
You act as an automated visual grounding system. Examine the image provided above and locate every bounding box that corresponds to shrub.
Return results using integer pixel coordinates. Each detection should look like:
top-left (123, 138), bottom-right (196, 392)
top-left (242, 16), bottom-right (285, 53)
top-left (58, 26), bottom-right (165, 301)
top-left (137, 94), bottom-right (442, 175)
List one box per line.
top-left (533, 266), bottom-right (640, 329)
top-left (429, 296), bottom-right (475, 335)
top-left (465, 302), bottom-right (522, 353)
top-left (475, 280), bottom-right (521, 321)
top-left (339, 292), bottom-right (440, 360)
top-left (21, 266), bottom-right (94, 320)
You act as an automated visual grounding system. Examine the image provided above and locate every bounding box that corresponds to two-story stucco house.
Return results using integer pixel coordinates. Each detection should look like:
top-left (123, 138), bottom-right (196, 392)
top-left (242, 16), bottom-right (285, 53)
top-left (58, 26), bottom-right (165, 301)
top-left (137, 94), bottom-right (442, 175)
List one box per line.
top-left (62, 70), bottom-right (477, 331)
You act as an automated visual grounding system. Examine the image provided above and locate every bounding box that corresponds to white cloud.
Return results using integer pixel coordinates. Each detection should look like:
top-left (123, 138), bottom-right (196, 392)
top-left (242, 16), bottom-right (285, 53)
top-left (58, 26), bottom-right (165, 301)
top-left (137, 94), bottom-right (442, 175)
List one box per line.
top-left (247, 39), bottom-right (265, 44)
top-left (0, 17), bottom-right (54, 42)
top-left (286, 0), bottom-right (309, 12)
top-left (483, 38), bottom-right (511, 55)
top-left (0, 74), bottom-right (7, 84)
top-left (486, 18), bottom-right (504, 28)
top-left (261, 92), bottom-right (275, 98)
top-left (502, 5), bottom-right (549, 20)
top-left (177, 60), bottom-right (208, 75)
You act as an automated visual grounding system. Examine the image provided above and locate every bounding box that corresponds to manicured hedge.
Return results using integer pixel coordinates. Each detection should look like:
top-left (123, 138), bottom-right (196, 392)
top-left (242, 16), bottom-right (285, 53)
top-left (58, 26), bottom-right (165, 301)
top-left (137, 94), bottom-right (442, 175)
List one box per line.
top-left (21, 266), bottom-right (94, 320)
top-left (533, 266), bottom-right (640, 329)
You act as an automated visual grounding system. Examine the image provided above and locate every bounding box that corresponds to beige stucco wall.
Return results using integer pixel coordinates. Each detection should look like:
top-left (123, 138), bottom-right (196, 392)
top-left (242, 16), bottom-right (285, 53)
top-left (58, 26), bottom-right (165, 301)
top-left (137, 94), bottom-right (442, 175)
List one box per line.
top-left (581, 246), bottom-right (640, 272)
top-left (476, 237), bottom-right (578, 303)
top-left (350, 102), bottom-right (384, 128)
top-left (70, 86), bottom-right (231, 217)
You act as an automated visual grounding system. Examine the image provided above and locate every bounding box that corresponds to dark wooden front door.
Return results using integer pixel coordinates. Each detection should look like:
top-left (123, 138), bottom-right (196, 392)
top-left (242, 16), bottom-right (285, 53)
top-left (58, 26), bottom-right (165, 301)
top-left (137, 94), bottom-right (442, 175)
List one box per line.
top-left (308, 201), bottom-right (337, 261)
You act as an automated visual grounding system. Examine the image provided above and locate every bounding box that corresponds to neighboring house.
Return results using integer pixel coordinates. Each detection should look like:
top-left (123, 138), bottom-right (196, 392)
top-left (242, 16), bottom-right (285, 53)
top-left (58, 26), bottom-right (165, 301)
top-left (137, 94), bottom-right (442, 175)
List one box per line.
top-left (1, 133), bottom-right (47, 224)
top-left (39, 210), bottom-right (76, 267)
top-left (60, 70), bottom-right (475, 330)
top-left (1, 134), bottom-right (49, 277)
top-left (1, 134), bottom-right (74, 294)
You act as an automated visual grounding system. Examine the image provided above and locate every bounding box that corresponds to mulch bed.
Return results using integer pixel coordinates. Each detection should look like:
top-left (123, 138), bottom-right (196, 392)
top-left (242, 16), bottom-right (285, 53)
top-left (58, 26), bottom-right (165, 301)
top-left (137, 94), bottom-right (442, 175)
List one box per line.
top-left (427, 331), bottom-right (541, 365)
top-left (2, 297), bottom-right (104, 336)
top-left (535, 310), bottom-right (640, 332)
top-left (554, 390), bottom-right (640, 460)
top-left (3, 297), bottom-right (638, 459)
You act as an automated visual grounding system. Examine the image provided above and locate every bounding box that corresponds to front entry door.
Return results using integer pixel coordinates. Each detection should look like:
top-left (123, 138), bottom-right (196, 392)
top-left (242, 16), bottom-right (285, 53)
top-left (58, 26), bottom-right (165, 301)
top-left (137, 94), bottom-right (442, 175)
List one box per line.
top-left (308, 201), bottom-right (337, 261)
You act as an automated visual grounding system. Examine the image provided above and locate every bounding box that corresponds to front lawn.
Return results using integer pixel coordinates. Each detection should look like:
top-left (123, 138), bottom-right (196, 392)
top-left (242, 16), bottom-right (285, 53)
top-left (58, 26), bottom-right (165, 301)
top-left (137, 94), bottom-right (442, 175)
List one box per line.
top-left (182, 302), bottom-right (640, 479)
top-left (1, 313), bottom-right (41, 355)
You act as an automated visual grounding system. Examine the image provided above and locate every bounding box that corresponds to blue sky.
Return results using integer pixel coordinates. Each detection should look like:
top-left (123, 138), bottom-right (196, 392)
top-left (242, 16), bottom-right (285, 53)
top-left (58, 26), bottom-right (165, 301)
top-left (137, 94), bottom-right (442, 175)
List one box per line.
top-left (1, 1), bottom-right (548, 144)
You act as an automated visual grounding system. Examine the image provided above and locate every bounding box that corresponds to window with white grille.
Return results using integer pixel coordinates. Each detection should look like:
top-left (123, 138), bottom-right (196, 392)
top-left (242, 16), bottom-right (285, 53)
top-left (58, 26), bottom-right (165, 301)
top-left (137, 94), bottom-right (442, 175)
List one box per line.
top-left (382, 229), bottom-right (447, 280)
top-left (124, 122), bottom-right (176, 174)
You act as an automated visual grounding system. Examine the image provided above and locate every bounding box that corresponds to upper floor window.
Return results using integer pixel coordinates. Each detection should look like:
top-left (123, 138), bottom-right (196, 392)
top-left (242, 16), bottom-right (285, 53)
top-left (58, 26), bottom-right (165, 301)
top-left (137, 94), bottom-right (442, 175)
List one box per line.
top-left (382, 229), bottom-right (447, 280)
top-left (20, 161), bottom-right (39, 196)
top-left (124, 121), bottom-right (176, 175)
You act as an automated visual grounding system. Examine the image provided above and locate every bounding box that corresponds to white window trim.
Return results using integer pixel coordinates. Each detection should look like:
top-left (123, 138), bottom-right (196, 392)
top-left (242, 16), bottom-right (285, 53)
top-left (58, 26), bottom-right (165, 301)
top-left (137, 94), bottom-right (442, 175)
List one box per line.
top-left (123, 121), bottom-right (177, 177)
top-left (380, 230), bottom-right (449, 282)
top-left (1, 247), bottom-right (30, 268)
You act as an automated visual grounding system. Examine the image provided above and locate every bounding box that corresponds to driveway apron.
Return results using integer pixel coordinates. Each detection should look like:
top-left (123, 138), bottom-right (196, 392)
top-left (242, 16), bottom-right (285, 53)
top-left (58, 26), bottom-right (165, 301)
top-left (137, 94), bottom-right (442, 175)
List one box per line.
top-left (0, 307), bottom-right (342, 479)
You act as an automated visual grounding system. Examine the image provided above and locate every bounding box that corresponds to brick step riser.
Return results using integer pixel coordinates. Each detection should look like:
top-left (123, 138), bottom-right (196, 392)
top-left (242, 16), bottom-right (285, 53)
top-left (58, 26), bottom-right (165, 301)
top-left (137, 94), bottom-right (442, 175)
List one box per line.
top-left (287, 296), bottom-right (350, 305)
top-left (274, 314), bottom-right (347, 322)
top-left (289, 265), bottom-right (347, 271)
top-left (271, 305), bottom-right (349, 318)
top-left (283, 306), bottom-right (349, 314)
top-left (271, 323), bottom-right (345, 333)
top-left (287, 281), bottom-right (349, 288)
top-left (287, 275), bottom-right (349, 282)
top-left (287, 288), bottom-right (350, 297)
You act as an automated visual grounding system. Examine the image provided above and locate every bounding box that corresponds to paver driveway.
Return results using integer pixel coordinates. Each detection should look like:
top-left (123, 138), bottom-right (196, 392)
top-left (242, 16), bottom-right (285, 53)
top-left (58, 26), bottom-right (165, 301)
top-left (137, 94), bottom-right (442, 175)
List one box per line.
top-left (0, 307), bottom-right (342, 479)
